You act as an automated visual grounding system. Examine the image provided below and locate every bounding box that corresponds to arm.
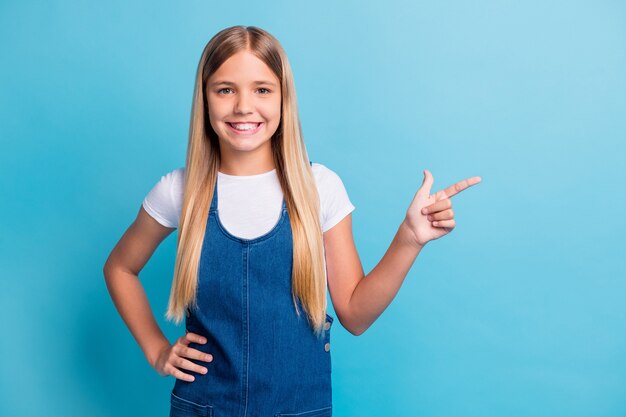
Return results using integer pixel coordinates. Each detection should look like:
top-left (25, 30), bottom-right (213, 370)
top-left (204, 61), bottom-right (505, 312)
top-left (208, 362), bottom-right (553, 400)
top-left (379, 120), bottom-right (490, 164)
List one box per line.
top-left (324, 169), bottom-right (481, 336)
top-left (324, 214), bottom-right (422, 336)
top-left (103, 206), bottom-right (176, 368)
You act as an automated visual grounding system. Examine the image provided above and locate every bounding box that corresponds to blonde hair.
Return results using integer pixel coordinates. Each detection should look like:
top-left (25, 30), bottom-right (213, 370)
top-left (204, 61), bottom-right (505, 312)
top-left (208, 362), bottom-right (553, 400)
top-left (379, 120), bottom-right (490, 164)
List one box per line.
top-left (164, 25), bottom-right (328, 338)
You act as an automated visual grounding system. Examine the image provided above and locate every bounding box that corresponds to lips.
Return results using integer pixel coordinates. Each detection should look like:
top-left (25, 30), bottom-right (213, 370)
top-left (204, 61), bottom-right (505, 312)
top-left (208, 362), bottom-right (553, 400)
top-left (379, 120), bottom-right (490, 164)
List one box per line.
top-left (225, 122), bottom-right (264, 135)
top-left (227, 122), bottom-right (261, 127)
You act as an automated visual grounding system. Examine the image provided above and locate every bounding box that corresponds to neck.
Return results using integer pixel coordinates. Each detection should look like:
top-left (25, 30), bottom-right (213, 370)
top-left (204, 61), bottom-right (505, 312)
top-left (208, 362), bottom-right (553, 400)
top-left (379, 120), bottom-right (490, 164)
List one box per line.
top-left (218, 152), bottom-right (276, 176)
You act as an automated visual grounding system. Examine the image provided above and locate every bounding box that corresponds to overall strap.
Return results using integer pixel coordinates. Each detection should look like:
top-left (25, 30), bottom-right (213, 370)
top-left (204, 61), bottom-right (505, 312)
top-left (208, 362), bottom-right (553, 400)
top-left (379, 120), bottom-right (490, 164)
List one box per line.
top-left (209, 175), bottom-right (218, 213)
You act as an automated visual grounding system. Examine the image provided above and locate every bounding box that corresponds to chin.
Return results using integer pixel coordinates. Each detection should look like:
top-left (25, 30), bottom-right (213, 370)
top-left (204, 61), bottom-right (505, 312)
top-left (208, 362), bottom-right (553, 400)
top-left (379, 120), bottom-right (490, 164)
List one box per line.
top-left (221, 136), bottom-right (270, 152)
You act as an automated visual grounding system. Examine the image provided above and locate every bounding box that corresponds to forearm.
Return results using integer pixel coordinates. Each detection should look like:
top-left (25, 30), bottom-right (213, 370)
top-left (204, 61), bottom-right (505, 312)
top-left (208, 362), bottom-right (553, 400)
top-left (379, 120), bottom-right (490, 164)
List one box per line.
top-left (103, 267), bottom-right (171, 368)
top-left (348, 220), bottom-right (424, 335)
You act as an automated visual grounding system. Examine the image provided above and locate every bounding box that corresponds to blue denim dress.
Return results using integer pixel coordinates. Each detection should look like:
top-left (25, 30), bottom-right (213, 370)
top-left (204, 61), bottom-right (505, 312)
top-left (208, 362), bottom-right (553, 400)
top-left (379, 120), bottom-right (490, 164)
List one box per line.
top-left (170, 166), bottom-right (334, 417)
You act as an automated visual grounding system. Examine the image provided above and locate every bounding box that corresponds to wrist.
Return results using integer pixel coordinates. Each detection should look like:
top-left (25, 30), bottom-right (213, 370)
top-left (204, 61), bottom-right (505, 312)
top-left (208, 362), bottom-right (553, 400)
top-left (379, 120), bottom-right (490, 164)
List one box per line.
top-left (399, 219), bottom-right (425, 250)
top-left (146, 340), bottom-right (170, 369)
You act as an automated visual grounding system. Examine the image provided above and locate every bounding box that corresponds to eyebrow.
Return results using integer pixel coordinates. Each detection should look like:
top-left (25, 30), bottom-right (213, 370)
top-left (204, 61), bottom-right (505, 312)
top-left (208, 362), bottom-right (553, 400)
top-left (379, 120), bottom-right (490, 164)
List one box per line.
top-left (210, 80), bottom-right (278, 87)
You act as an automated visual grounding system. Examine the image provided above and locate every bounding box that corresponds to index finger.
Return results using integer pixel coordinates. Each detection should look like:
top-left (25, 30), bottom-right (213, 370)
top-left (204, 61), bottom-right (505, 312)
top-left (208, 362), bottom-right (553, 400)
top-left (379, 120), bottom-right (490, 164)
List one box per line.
top-left (180, 332), bottom-right (207, 345)
top-left (434, 176), bottom-right (482, 200)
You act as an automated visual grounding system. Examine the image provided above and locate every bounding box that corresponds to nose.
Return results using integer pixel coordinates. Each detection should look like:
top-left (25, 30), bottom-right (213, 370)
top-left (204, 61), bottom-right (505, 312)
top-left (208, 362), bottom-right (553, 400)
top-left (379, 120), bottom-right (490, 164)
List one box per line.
top-left (234, 91), bottom-right (253, 114)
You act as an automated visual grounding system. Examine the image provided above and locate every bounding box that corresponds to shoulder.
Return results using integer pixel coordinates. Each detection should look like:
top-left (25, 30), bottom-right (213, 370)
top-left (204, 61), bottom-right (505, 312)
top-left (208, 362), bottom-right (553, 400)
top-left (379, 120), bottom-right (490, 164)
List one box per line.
top-left (141, 166), bottom-right (185, 229)
top-left (166, 166), bottom-right (185, 184)
top-left (311, 162), bottom-right (352, 199)
top-left (166, 166), bottom-right (185, 205)
top-left (154, 166), bottom-right (186, 198)
top-left (147, 166), bottom-right (185, 188)
top-left (310, 162), bottom-right (355, 233)
top-left (157, 166), bottom-right (185, 194)
top-left (311, 162), bottom-right (345, 186)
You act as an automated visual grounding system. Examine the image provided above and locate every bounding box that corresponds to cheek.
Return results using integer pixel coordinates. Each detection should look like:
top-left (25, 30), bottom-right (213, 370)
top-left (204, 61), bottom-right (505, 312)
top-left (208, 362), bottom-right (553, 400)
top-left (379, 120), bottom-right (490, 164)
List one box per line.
top-left (205, 111), bottom-right (217, 129)
top-left (263, 99), bottom-right (282, 123)
top-left (206, 112), bottom-right (224, 137)
top-left (206, 105), bottom-right (225, 127)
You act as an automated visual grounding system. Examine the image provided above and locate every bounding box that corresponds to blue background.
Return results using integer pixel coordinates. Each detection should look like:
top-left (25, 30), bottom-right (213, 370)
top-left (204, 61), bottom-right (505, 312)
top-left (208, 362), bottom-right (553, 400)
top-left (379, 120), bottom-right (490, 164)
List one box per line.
top-left (1, 1), bottom-right (625, 416)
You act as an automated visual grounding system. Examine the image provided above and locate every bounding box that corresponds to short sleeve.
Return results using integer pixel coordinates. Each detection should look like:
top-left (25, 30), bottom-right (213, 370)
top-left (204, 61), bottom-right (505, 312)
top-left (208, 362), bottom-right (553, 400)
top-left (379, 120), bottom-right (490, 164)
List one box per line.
top-left (314, 164), bottom-right (356, 233)
top-left (141, 168), bottom-right (184, 228)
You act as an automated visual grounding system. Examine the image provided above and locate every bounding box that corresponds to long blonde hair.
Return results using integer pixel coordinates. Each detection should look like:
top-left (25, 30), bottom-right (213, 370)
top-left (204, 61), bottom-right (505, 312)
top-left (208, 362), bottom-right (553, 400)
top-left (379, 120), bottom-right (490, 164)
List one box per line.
top-left (164, 25), bottom-right (328, 338)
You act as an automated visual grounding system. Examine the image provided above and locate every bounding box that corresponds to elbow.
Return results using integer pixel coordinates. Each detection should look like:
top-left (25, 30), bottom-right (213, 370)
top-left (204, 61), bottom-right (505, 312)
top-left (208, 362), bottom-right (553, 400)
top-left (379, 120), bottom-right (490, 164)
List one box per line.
top-left (341, 307), bottom-right (368, 336)
top-left (344, 304), bottom-right (369, 337)
top-left (103, 264), bottom-right (111, 285)
top-left (103, 251), bottom-right (121, 280)
top-left (344, 319), bottom-right (368, 336)
top-left (349, 328), bottom-right (364, 337)
top-left (336, 314), bottom-right (364, 336)
top-left (103, 258), bottom-right (112, 275)
top-left (349, 325), bottom-right (368, 337)
top-left (103, 258), bottom-right (116, 282)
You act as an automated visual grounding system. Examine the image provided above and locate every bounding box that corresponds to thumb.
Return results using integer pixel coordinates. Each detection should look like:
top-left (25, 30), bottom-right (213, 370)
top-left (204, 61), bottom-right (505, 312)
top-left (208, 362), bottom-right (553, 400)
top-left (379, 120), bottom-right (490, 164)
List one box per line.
top-left (418, 169), bottom-right (434, 197)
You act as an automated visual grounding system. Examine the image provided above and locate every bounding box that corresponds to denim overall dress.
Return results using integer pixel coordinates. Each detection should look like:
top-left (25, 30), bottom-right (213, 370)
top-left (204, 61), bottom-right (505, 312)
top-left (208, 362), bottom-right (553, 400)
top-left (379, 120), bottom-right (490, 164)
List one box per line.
top-left (170, 165), bottom-right (334, 417)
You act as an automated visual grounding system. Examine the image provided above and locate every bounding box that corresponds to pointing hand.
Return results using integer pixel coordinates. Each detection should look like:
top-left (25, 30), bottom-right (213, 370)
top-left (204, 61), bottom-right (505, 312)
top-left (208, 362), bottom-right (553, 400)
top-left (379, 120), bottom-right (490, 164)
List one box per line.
top-left (403, 169), bottom-right (482, 247)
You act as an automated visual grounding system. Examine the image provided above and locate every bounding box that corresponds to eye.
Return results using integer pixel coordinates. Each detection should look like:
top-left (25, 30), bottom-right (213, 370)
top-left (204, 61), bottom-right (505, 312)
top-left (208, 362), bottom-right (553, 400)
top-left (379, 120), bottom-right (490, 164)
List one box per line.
top-left (217, 88), bottom-right (233, 95)
top-left (258, 88), bottom-right (271, 94)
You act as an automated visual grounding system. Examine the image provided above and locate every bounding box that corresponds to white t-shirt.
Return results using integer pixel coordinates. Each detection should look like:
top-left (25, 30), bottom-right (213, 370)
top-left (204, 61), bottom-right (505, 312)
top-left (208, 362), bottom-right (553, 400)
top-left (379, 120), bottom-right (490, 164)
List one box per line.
top-left (142, 162), bottom-right (355, 239)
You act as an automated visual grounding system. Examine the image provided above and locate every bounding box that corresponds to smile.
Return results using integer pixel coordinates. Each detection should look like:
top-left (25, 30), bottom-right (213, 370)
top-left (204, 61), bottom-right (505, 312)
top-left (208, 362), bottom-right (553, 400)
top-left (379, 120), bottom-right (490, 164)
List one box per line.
top-left (226, 122), bottom-right (263, 135)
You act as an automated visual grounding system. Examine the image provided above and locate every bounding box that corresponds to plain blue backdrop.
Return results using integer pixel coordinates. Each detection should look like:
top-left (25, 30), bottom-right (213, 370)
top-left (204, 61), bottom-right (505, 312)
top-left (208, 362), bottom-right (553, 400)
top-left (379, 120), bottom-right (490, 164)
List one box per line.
top-left (1, 1), bottom-right (625, 416)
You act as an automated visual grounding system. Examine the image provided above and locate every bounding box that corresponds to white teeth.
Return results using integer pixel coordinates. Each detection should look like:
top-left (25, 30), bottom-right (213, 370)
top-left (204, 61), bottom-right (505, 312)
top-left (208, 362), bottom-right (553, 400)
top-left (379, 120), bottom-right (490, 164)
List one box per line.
top-left (230, 123), bottom-right (260, 131)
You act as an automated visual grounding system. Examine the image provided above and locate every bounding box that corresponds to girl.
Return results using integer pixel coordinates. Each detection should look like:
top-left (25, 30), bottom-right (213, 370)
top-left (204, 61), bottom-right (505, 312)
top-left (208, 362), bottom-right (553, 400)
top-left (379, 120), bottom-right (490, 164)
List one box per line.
top-left (103, 25), bottom-right (481, 417)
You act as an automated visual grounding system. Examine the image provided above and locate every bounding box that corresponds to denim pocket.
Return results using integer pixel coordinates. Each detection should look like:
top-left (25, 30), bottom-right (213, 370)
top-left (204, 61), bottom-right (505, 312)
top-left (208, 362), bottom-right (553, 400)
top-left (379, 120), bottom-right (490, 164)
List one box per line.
top-left (170, 392), bottom-right (213, 417)
top-left (275, 405), bottom-right (332, 417)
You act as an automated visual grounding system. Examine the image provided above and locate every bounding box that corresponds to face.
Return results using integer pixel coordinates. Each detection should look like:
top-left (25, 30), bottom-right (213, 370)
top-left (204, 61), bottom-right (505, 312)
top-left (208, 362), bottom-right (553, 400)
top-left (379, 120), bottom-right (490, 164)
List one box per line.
top-left (205, 50), bottom-right (282, 158)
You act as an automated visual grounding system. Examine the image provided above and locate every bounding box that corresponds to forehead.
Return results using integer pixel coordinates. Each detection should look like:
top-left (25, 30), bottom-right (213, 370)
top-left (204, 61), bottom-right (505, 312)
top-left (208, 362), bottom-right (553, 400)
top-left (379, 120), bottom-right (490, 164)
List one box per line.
top-left (208, 50), bottom-right (279, 86)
